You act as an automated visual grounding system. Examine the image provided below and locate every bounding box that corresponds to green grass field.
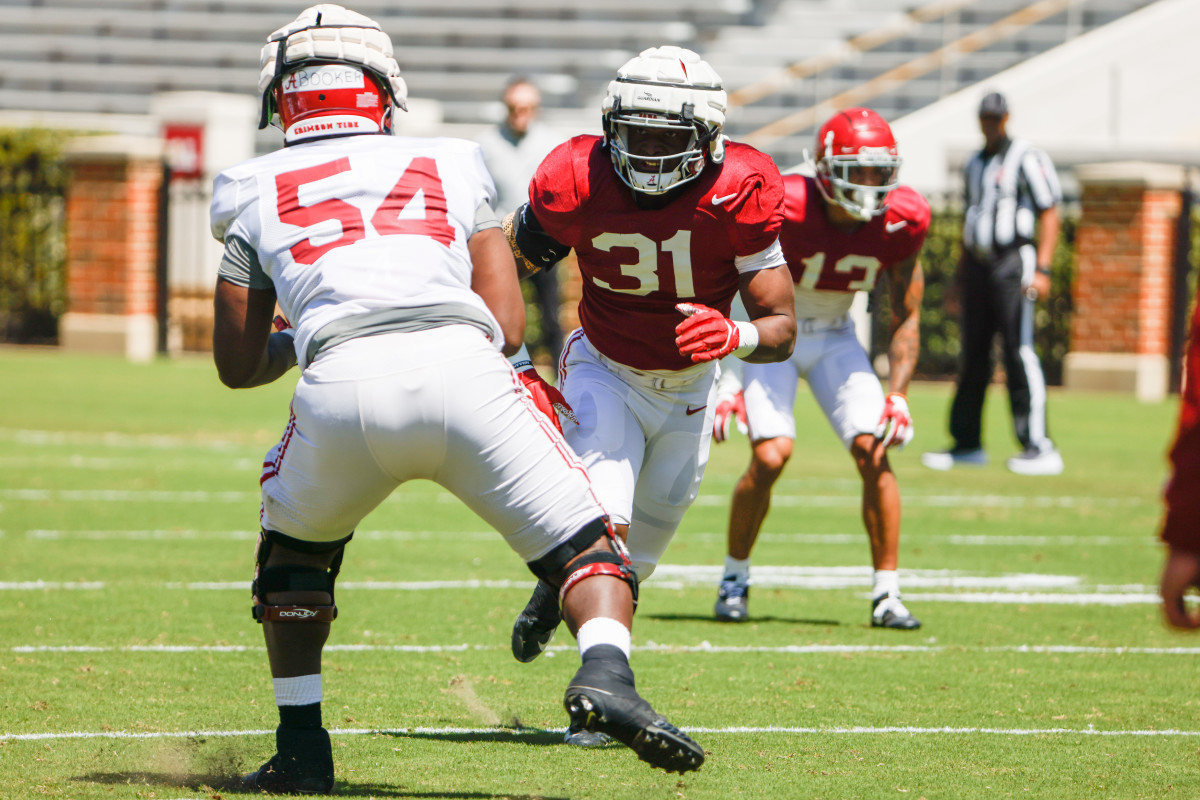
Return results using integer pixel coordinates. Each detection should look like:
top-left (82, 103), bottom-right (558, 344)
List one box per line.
top-left (1, 347), bottom-right (1196, 800)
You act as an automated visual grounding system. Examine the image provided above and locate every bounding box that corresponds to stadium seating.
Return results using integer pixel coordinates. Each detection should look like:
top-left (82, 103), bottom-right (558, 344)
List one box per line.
top-left (0, 0), bottom-right (1161, 165)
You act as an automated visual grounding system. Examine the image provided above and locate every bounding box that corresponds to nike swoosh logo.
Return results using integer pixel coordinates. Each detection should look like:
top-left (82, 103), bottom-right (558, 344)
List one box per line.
top-left (711, 192), bottom-right (738, 206)
top-left (685, 405), bottom-right (707, 416)
top-left (886, 220), bottom-right (908, 233)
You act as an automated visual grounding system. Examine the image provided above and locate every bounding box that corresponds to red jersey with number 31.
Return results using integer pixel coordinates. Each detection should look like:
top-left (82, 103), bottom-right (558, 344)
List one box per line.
top-left (210, 135), bottom-right (502, 367)
top-left (780, 174), bottom-right (930, 320)
top-left (528, 135), bottom-right (785, 371)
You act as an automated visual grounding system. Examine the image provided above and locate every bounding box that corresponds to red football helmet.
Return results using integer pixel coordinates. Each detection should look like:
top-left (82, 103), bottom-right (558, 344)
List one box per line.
top-left (812, 107), bottom-right (901, 221)
top-left (257, 5), bottom-right (408, 144)
top-left (275, 63), bottom-right (390, 143)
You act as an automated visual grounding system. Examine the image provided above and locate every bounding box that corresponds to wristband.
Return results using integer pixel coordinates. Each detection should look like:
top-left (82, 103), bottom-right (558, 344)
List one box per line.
top-left (508, 342), bottom-right (533, 372)
top-left (732, 320), bottom-right (759, 358)
top-left (1036, 266), bottom-right (1051, 276)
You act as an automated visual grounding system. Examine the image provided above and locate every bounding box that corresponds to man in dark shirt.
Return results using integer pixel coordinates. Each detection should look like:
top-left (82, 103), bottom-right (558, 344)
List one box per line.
top-left (922, 91), bottom-right (1064, 476)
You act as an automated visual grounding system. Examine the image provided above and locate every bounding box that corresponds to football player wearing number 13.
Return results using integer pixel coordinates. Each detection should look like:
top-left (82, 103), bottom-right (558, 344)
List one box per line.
top-left (210, 6), bottom-right (706, 792)
top-left (503, 44), bottom-right (797, 742)
top-left (710, 108), bottom-right (930, 630)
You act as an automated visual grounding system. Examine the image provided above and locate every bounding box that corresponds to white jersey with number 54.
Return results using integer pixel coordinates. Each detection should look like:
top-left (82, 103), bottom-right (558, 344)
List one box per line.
top-left (210, 134), bottom-right (503, 367)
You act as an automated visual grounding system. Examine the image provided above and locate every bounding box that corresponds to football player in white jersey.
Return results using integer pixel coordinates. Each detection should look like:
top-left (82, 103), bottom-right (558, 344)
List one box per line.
top-left (710, 109), bottom-right (929, 630)
top-left (210, 6), bottom-right (703, 792)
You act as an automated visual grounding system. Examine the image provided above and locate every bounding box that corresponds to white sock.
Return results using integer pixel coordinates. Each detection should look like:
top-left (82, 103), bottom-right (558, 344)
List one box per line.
top-left (872, 569), bottom-right (900, 600)
top-left (273, 674), bottom-right (323, 706)
top-left (576, 617), bottom-right (631, 659)
top-left (724, 556), bottom-right (751, 583)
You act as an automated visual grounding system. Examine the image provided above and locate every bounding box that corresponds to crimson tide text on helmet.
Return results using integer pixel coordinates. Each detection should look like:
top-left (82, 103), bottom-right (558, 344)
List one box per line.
top-left (601, 46), bottom-right (728, 195)
top-left (258, 4), bottom-right (408, 144)
top-left (811, 107), bottom-right (902, 221)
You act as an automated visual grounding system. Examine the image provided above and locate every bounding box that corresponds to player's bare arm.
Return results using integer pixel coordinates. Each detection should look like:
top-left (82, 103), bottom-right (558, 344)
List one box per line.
top-left (885, 254), bottom-right (924, 394)
top-left (469, 226), bottom-right (526, 356)
top-left (737, 264), bottom-right (797, 363)
top-left (212, 278), bottom-right (296, 389)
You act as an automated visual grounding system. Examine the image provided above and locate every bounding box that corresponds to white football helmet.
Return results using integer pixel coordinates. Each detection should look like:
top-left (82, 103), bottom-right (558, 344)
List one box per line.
top-left (602, 46), bottom-right (727, 195)
top-left (258, 4), bottom-right (408, 142)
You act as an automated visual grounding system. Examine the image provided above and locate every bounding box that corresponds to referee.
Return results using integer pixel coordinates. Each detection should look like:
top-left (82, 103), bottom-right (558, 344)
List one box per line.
top-left (923, 91), bottom-right (1064, 476)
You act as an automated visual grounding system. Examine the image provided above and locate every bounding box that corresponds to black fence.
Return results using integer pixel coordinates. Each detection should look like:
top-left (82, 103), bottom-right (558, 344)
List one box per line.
top-left (0, 129), bottom-right (70, 344)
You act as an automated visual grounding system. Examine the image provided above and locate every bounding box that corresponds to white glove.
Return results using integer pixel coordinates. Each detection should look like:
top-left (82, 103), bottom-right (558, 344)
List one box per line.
top-left (874, 392), bottom-right (914, 450)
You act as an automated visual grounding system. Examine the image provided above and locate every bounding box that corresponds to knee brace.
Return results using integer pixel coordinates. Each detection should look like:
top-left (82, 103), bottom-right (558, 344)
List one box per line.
top-left (251, 529), bottom-right (351, 623)
top-left (526, 517), bottom-right (639, 608)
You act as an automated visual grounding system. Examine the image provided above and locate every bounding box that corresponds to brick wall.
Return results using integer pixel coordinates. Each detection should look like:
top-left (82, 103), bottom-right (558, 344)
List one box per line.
top-left (1065, 162), bottom-right (1185, 401)
top-left (60, 135), bottom-right (163, 361)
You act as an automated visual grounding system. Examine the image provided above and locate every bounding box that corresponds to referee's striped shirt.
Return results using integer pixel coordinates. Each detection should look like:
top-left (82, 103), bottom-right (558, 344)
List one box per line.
top-left (962, 137), bottom-right (1061, 261)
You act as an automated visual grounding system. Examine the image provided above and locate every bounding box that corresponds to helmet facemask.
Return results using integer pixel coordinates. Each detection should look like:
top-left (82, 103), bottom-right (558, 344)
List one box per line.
top-left (815, 148), bottom-right (901, 221)
top-left (606, 102), bottom-right (712, 195)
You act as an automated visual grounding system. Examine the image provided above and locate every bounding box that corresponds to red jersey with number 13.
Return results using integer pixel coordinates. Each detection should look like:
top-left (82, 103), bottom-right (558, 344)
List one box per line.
top-left (780, 174), bottom-right (929, 320)
top-left (528, 135), bottom-right (785, 371)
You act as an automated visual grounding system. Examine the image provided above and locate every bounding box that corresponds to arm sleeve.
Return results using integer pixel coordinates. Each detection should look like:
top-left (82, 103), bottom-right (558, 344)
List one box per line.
top-left (217, 235), bottom-right (272, 290)
top-left (474, 198), bottom-right (501, 234)
top-left (733, 238), bottom-right (785, 274)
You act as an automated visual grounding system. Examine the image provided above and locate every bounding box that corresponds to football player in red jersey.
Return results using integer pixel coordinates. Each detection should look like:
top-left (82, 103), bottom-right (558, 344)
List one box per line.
top-left (1160, 300), bottom-right (1200, 631)
top-left (502, 46), bottom-right (796, 742)
top-left (710, 108), bottom-right (929, 630)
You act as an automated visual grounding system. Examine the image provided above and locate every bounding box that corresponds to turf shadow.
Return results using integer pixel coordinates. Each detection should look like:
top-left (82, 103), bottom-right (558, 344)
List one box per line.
top-left (77, 771), bottom-right (566, 798)
top-left (376, 728), bottom-right (563, 746)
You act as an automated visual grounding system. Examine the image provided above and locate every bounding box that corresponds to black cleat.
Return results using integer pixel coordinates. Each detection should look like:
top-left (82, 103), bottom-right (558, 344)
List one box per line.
top-left (563, 719), bottom-right (612, 747)
top-left (243, 726), bottom-right (334, 795)
top-left (512, 579), bottom-right (562, 663)
top-left (563, 645), bottom-right (704, 774)
top-left (871, 593), bottom-right (922, 630)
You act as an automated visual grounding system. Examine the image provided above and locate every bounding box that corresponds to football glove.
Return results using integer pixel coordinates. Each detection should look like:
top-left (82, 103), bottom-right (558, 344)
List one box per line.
top-left (674, 303), bottom-right (741, 363)
top-left (874, 392), bottom-right (914, 450)
top-left (517, 368), bottom-right (578, 435)
top-left (712, 390), bottom-right (747, 444)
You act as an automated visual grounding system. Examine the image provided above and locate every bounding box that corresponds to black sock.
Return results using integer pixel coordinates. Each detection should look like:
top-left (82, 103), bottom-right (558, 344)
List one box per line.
top-left (581, 644), bottom-right (628, 665)
top-left (278, 702), bottom-right (322, 730)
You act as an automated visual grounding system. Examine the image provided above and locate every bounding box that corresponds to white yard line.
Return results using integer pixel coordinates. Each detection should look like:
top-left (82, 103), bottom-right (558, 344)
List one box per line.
top-left (0, 428), bottom-right (245, 451)
top-left (0, 569), bottom-right (1168, 604)
top-left (11, 643), bottom-right (1200, 655)
top-left (18, 528), bottom-right (1155, 547)
top-left (3, 724), bottom-right (1197, 743)
top-left (0, 487), bottom-right (1150, 509)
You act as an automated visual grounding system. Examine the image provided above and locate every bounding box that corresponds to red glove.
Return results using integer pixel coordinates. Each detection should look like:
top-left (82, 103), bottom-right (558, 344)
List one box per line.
top-left (674, 303), bottom-right (740, 363)
top-left (874, 392), bottom-right (914, 449)
top-left (272, 315), bottom-right (293, 332)
top-left (517, 368), bottom-right (578, 435)
top-left (712, 390), bottom-right (747, 444)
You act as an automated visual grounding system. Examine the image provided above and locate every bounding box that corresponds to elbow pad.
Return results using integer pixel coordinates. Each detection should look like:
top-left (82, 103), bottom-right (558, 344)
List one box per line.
top-left (505, 203), bottom-right (571, 273)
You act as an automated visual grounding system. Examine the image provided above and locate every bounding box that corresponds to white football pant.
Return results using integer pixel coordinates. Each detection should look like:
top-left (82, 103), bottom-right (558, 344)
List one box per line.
top-left (558, 329), bottom-right (717, 580)
top-left (259, 326), bottom-right (607, 563)
top-left (743, 318), bottom-right (884, 448)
